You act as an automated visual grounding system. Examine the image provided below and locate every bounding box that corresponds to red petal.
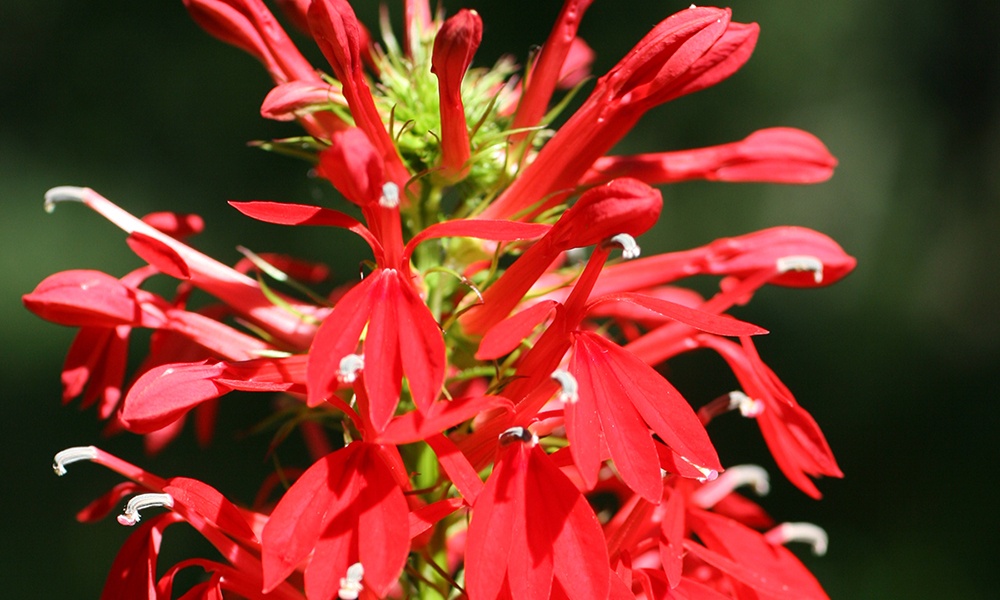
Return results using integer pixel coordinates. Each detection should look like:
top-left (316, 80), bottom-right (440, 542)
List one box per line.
top-left (164, 477), bottom-right (257, 543)
top-left (23, 270), bottom-right (143, 327)
top-left (306, 273), bottom-right (379, 407)
top-left (379, 395), bottom-right (513, 445)
top-left (403, 219), bottom-right (551, 262)
top-left (127, 231), bottom-right (191, 279)
top-left (588, 292), bottom-right (768, 337)
top-left (572, 333), bottom-right (665, 502)
top-left (477, 300), bottom-right (557, 360)
top-left (393, 271), bottom-right (446, 413)
top-left (119, 361), bottom-right (228, 434)
top-left (363, 272), bottom-right (404, 430)
top-left (578, 332), bottom-right (721, 474)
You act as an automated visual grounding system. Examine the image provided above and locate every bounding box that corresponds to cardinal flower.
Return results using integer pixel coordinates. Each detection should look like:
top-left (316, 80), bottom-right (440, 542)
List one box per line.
top-left (34, 2), bottom-right (853, 599)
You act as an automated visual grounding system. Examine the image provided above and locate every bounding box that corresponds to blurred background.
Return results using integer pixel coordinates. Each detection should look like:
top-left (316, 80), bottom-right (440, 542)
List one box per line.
top-left (2, 0), bottom-right (997, 597)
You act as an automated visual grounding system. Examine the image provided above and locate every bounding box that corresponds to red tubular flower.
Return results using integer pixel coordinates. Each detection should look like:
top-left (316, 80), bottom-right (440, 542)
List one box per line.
top-left (183, 0), bottom-right (316, 83)
top-left (465, 428), bottom-right (611, 600)
top-left (308, 0), bottom-right (410, 187)
top-left (482, 7), bottom-right (759, 220)
top-left (461, 178), bottom-right (663, 336)
top-left (511, 0), bottom-right (595, 140)
top-left (39, 187), bottom-right (319, 349)
top-left (431, 9), bottom-right (483, 181)
top-left (583, 127), bottom-right (838, 185)
top-left (261, 442), bottom-right (409, 599)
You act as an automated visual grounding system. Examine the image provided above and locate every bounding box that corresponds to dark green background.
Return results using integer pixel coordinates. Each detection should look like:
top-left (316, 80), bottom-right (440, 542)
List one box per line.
top-left (3, 1), bottom-right (997, 597)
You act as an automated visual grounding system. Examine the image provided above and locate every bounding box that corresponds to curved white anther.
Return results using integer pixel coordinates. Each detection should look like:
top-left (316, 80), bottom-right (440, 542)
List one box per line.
top-left (337, 354), bottom-right (365, 384)
top-left (52, 446), bottom-right (98, 476)
top-left (551, 369), bottom-right (579, 404)
top-left (44, 186), bottom-right (88, 213)
top-left (338, 562), bottom-right (365, 600)
top-left (765, 522), bottom-right (829, 556)
top-left (379, 182), bottom-right (400, 209)
top-left (728, 391), bottom-right (765, 418)
top-left (690, 464), bottom-right (770, 508)
top-left (117, 492), bottom-right (175, 527)
top-left (499, 426), bottom-right (538, 447)
top-left (606, 233), bottom-right (641, 259)
top-left (776, 255), bottom-right (824, 284)
top-left (679, 455), bottom-right (718, 483)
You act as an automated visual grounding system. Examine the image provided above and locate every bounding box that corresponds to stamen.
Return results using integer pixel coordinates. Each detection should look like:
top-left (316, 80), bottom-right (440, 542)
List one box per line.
top-left (604, 233), bottom-right (641, 259)
top-left (499, 426), bottom-right (538, 447)
top-left (338, 562), bottom-right (365, 600)
top-left (679, 455), bottom-right (718, 482)
top-left (551, 369), bottom-right (579, 404)
top-left (337, 354), bottom-right (365, 383)
top-left (728, 391), bottom-right (764, 418)
top-left (44, 186), bottom-right (87, 213)
top-left (776, 255), bottom-right (824, 284)
top-left (52, 446), bottom-right (98, 476)
top-left (765, 522), bottom-right (829, 556)
top-left (117, 492), bottom-right (175, 527)
top-left (379, 182), bottom-right (400, 208)
top-left (690, 464), bottom-right (770, 508)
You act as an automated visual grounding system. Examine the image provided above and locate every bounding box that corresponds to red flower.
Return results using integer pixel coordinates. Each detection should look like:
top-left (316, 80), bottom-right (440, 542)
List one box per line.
top-left (465, 428), bottom-right (611, 600)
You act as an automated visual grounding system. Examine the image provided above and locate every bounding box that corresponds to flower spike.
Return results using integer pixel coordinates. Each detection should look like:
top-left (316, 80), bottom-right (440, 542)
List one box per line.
top-left (36, 5), bottom-right (847, 599)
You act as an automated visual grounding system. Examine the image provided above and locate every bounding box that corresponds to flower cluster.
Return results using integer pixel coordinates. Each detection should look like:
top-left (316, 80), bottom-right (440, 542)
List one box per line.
top-left (27, 1), bottom-right (854, 598)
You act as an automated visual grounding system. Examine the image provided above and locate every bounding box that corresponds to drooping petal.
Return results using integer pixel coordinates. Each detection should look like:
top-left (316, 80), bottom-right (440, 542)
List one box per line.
top-left (569, 333), bottom-right (663, 502)
top-left (262, 442), bottom-right (409, 598)
top-left (466, 433), bottom-right (610, 600)
top-left (164, 477), bottom-right (257, 544)
top-left (575, 331), bottom-right (721, 476)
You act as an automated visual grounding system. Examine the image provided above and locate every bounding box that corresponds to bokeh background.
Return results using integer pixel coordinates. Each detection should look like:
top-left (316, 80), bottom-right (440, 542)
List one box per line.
top-left (2, 0), bottom-right (997, 597)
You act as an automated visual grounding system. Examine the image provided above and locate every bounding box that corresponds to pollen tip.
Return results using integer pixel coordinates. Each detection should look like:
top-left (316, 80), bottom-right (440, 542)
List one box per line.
top-left (776, 255), bottom-right (824, 284)
top-left (729, 391), bottom-right (764, 418)
top-left (52, 446), bottom-right (98, 476)
top-left (338, 562), bottom-right (365, 600)
top-left (44, 186), bottom-right (87, 213)
top-left (499, 426), bottom-right (538, 447)
top-left (691, 464), bottom-right (770, 508)
top-left (118, 492), bottom-right (174, 527)
top-left (605, 233), bottom-right (641, 259)
top-left (379, 182), bottom-right (400, 209)
top-left (766, 522), bottom-right (829, 556)
top-left (337, 354), bottom-right (365, 384)
top-left (551, 369), bottom-right (579, 404)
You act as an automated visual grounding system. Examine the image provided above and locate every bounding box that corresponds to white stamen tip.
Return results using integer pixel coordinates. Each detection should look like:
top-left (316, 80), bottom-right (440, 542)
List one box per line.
top-left (680, 455), bottom-right (718, 482)
top-left (44, 186), bottom-right (87, 213)
top-left (338, 562), bottom-right (365, 600)
top-left (117, 493), bottom-right (174, 527)
top-left (551, 369), bottom-right (579, 404)
top-left (728, 391), bottom-right (764, 418)
top-left (52, 446), bottom-right (98, 476)
top-left (691, 464), bottom-right (770, 508)
top-left (499, 426), bottom-right (538, 447)
top-left (776, 255), bottom-right (824, 284)
top-left (379, 182), bottom-right (400, 208)
top-left (606, 233), bottom-right (641, 259)
top-left (765, 522), bottom-right (829, 556)
top-left (337, 354), bottom-right (365, 383)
